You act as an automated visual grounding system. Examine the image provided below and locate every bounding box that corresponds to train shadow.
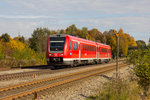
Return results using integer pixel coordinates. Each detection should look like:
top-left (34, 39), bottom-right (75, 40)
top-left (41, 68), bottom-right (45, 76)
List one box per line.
top-left (20, 65), bottom-right (70, 70)
top-left (20, 65), bottom-right (52, 69)
top-left (97, 74), bottom-right (113, 80)
top-left (19, 62), bottom-right (111, 70)
top-left (79, 94), bottom-right (96, 99)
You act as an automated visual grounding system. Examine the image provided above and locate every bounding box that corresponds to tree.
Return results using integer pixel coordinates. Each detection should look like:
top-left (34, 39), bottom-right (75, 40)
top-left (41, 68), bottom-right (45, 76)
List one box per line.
top-left (60, 29), bottom-right (66, 34)
top-left (95, 31), bottom-right (103, 43)
top-left (136, 40), bottom-right (146, 47)
top-left (119, 29), bottom-right (128, 57)
top-left (1, 33), bottom-right (10, 42)
top-left (29, 28), bottom-right (51, 52)
top-left (80, 27), bottom-right (88, 39)
top-left (128, 48), bottom-right (150, 98)
top-left (148, 38), bottom-right (150, 47)
top-left (18, 35), bottom-right (25, 43)
top-left (87, 28), bottom-right (99, 41)
top-left (66, 24), bottom-right (78, 35)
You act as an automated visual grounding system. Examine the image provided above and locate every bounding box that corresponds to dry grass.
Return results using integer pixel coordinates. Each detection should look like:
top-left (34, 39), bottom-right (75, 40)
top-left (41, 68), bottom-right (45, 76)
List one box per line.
top-left (87, 76), bottom-right (140, 100)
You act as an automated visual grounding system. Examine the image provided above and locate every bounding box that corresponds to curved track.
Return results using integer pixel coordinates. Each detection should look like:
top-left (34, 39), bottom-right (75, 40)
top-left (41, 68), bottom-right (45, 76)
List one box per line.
top-left (0, 63), bottom-right (128, 100)
top-left (0, 59), bottom-right (126, 81)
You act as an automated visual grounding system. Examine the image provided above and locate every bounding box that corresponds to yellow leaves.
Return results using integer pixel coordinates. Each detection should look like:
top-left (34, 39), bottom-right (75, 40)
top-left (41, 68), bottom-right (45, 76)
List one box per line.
top-left (6, 39), bottom-right (26, 51)
top-left (13, 37), bottom-right (20, 41)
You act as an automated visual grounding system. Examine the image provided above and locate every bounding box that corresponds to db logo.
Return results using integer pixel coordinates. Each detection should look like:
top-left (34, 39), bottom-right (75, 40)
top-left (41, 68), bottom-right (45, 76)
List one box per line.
top-left (54, 54), bottom-right (57, 56)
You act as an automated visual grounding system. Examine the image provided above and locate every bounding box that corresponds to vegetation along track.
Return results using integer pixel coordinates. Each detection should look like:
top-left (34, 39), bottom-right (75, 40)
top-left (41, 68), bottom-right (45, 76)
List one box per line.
top-left (0, 59), bottom-right (126, 81)
top-left (0, 63), bottom-right (128, 100)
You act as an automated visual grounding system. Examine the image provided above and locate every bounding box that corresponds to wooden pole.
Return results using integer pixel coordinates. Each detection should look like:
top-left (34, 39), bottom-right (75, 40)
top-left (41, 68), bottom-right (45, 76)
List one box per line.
top-left (116, 37), bottom-right (119, 78)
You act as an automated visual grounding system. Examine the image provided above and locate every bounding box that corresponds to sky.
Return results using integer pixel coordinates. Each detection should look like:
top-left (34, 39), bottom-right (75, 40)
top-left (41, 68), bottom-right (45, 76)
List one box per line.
top-left (0, 0), bottom-right (150, 43)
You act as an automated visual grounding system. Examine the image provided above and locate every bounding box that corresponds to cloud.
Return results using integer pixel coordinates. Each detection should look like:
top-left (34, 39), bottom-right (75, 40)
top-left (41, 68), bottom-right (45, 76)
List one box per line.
top-left (0, 0), bottom-right (150, 43)
top-left (0, 15), bottom-right (50, 19)
top-left (0, 19), bottom-right (38, 38)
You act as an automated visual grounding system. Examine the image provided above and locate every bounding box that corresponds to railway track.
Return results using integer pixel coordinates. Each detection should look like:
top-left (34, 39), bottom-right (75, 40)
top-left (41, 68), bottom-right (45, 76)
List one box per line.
top-left (0, 63), bottom-right (128, 100)
top-left (0, 69), bottom-right (53, 81)
top-left (0, 59), bottom-right (126, 81)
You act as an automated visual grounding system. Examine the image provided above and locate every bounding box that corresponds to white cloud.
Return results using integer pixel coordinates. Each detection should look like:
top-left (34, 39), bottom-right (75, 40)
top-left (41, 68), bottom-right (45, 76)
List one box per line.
top-left (0, 19), bottom-right (38, 38)
top-left (0, 15), bottom-right (49, 19)
top-left (0, 0), bottom-right (150, 43)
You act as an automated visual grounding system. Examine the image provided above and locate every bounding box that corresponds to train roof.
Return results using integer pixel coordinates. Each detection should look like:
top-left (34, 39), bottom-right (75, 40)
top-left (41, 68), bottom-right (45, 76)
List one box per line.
top-left (68, 35), bottom-right (110, 48)
top-left (49, 34), bottom-right (111, 48)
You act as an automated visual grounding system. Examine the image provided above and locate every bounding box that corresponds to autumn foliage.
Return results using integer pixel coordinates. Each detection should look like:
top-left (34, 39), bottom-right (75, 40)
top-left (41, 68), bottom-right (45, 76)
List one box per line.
top-left (0, 25), bottom-right (138, 67)
top-left (0, 33), bottom-right (46, 67)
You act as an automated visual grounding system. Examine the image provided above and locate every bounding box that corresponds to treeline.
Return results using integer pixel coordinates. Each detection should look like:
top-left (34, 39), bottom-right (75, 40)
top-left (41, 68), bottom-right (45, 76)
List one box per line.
top-left (0, 24), bottom-right (143, 67)
top-left (29, 24), bottom-right (137, 58)
top-left (0, 33), bottom-right (46, 67)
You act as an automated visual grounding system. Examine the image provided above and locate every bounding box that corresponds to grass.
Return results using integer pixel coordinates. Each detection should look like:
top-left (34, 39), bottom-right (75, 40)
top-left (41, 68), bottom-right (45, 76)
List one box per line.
top-left (86, 76), bottom-right (140, 100)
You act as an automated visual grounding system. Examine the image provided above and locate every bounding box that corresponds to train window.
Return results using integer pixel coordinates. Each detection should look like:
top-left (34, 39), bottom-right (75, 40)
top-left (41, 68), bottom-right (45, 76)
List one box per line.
top-left (102, 48), bottom-right (104, 53)
top-left (109, 49), bottom-right (111, 53)
top-left (86, 45), bottom-right (88, 51)
top-left (76, 43), bottom-right (78, 50)
top-left (87, 45), bottom-right (89, 51)
top-left (69, 41), bottom-right (72, 50)
top-left (82, 45), bottom-right (84, 51)
top-left (73, 43), bottom-right (75, 50)
top-left (90, 46), bottom-right (91, 51)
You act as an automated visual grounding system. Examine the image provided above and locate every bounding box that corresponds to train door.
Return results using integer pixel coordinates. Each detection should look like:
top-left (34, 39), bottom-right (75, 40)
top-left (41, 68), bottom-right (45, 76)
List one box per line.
top-left (78, 42), bottom-right (81, 63)
top-left (97, 45), bottom-right (99, 59)
top-left (108, 49), bottom-right (109, 58)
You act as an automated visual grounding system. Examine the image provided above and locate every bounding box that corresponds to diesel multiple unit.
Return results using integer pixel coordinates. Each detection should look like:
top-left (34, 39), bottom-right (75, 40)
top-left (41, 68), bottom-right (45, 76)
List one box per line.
top-left (46, 34), bottom-right (111, 67)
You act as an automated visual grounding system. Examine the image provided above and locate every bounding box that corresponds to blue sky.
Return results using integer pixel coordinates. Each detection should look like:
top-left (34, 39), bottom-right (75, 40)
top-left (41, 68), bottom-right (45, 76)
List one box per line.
top-left (0, 0), bottom-right (150, 43)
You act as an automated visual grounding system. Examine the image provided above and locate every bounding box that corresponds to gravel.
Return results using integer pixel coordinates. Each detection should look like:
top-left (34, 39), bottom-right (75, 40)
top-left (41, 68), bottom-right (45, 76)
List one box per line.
top-left (0, 63), bottom-right (121, 88)
top-left (0, 69), bottom-right (42, 75)
top-left (0, 62), bottom-right (129, 100)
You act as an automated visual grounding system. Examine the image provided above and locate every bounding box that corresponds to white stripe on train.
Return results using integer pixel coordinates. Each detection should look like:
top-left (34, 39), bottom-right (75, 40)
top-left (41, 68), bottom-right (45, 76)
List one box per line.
top-left (63, 58), bottom-right (110, 61)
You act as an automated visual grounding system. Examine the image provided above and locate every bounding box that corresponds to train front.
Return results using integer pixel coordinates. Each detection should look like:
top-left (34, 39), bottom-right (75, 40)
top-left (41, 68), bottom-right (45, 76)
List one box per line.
top-left (46, 34), bottom-right (67, 66)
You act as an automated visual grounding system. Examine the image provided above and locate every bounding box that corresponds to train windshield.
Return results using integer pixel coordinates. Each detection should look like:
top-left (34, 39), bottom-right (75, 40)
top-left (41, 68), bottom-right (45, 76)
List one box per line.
top-left (49, 37), bottom-right (66, 52)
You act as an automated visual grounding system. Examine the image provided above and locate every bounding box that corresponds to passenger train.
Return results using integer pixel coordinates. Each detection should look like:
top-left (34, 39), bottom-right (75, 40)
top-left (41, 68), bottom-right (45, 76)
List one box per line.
top-left (46, 34), bottom-right (111, 67)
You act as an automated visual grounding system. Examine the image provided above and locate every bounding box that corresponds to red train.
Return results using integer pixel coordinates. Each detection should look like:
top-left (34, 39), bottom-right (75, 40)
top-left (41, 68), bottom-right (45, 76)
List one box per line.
top-left (46, 34), bottom-right (111, 67)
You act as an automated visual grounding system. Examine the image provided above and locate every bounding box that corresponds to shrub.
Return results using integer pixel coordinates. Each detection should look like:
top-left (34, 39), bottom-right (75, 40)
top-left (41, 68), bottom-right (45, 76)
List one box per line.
top-left (128, 47), bottom-right (150, 97)
top-left (0, 43), bottom-right (4, 60)
top-left (87, 77), bottom-right (140, 100)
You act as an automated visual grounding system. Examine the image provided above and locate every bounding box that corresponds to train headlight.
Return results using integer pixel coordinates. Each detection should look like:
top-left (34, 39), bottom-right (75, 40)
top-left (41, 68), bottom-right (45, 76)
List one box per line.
top-left (49, 54), bottom-right (53, 56)
top-left (59, 54), bottom-right (63, 56)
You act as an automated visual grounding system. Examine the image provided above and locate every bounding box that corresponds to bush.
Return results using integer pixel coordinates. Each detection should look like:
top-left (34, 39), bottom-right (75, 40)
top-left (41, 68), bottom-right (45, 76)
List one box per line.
top-left (87, 77), bottom-right (140, 100)
top-left (10, 48), bottom-right (46, 66)
top-left (0, 35), bottom-right (46, 67)
top-left (0, 43), bottom-right (4, 60)
top-left (128, 47), bottom-right (150, 97)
